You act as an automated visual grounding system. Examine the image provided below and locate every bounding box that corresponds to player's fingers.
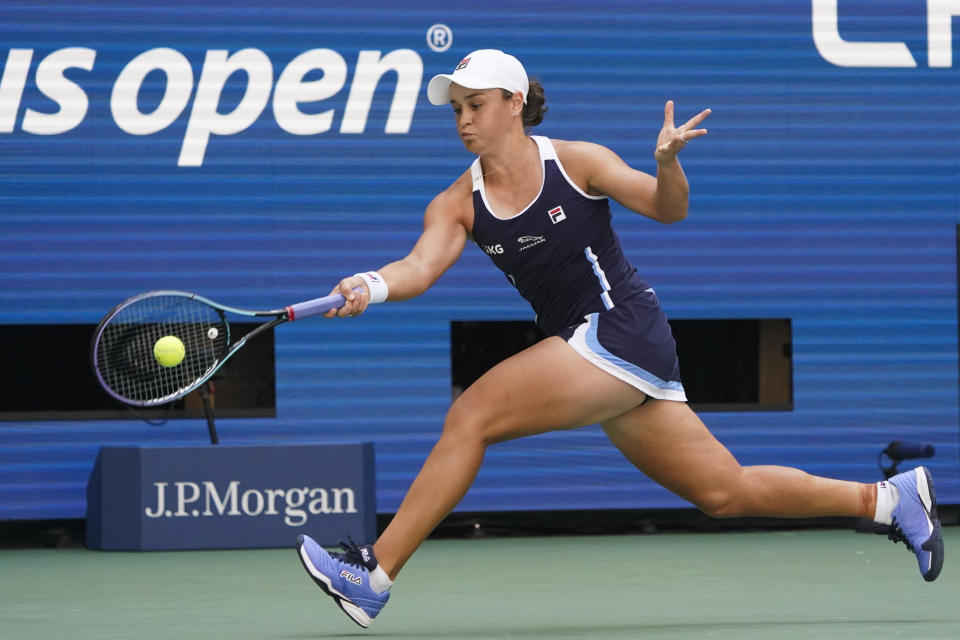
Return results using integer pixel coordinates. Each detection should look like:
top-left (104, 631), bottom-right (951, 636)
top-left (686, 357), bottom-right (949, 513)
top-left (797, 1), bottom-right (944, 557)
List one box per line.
top-left (658, 134), bottom-right (683, 153)
top-left (349, 286), bottom-right (371, 317)
top-left (680, 108), bottom-right (711, 130)
top-left (325, 277), bottom-right (364, 318)
top-left (662, 127), bottom-right (707, 150)
top-left (663, 100), bottom-right (675, 128)
top-left (324, 284), bottom-right (343, 318)
top-left (340, 277), bottom-right (363, 300)
top-left (346, 276), bottom-right (372, 316)
top-left (336, 290), bottom-right (360, 317)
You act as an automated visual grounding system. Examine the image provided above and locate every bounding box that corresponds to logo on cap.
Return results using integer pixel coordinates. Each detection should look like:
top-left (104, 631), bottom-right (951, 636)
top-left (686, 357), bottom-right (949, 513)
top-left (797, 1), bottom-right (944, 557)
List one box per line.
top-left (455, 57), bottom-right (471, 71)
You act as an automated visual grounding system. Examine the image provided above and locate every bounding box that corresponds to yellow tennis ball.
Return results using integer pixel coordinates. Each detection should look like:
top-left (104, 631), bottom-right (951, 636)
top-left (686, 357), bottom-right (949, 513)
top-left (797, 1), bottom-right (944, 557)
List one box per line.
top-left (154, 335), bottom-right (185, 367)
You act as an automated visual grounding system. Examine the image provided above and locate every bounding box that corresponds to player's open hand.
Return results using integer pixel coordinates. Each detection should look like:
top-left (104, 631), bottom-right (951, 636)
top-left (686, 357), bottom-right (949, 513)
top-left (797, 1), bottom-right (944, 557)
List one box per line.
top-left (655, 101), bottom-right (710, 165)
top-left (324, 276), bottom-right (370, 318)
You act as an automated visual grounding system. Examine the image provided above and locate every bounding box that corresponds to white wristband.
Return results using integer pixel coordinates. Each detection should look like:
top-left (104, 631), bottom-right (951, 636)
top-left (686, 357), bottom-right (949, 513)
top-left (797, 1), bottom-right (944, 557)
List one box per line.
top-left (354, 271), bottom-right (389, 304)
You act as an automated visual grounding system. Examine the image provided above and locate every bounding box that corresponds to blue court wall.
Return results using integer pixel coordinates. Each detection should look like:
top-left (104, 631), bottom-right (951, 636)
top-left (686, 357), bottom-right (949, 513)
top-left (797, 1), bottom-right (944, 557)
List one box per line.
top-left (1, 1), bottom-right (958, 519)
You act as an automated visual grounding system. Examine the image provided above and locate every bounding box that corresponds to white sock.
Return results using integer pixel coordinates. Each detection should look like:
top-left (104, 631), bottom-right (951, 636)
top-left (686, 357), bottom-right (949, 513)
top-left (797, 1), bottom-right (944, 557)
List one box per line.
top-left (368, 565), bottom-right (393, 594)
top-left (874, 480), bottom-right (900, 525)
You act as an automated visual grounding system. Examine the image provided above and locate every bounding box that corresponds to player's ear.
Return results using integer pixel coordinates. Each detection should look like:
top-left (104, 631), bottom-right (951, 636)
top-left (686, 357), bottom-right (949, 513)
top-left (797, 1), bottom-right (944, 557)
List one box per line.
top-left (511, 91), bottom-right (523, 117)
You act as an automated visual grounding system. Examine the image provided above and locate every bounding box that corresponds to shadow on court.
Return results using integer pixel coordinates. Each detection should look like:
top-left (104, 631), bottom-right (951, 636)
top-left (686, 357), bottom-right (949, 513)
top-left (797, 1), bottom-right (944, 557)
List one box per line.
top-left (298, 619), bottom-right (960, 640)
top-left (288, 620), bottom-right (951, 639)
top-left (1, 529), bottom-right (958, 639)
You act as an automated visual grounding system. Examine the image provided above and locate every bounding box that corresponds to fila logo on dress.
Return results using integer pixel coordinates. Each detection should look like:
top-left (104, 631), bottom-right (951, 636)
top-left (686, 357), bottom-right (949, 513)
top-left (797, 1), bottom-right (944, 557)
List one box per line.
top-left (548, 205), bottom-right (566, 224)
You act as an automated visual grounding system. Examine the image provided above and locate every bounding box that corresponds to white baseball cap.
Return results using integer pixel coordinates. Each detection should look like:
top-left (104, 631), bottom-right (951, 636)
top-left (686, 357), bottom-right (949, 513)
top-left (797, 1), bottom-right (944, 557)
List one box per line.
top-left (427, 49), bottom-right (529, 106)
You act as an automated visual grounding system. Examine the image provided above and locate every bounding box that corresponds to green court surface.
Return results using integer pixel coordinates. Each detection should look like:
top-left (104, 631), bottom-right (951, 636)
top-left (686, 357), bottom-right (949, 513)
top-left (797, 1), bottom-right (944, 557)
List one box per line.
top-left (1, 528), bottom-right (958, 639)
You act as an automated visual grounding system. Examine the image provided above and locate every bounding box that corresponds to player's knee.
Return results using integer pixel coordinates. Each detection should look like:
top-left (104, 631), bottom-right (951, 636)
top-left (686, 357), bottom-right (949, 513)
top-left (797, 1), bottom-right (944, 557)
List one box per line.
top-left (441, 394), bottom-right (494, 446)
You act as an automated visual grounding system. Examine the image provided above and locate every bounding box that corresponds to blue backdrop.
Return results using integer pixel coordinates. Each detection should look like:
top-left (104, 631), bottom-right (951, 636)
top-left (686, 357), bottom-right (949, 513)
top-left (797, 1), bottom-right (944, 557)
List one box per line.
top-left (1, 0), bottom-right (958, 519)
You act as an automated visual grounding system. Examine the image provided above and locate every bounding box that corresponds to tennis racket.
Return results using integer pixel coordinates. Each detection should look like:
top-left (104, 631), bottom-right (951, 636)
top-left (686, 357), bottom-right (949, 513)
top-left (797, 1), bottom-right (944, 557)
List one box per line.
top-left (90, 289), bottom-right (351, 407)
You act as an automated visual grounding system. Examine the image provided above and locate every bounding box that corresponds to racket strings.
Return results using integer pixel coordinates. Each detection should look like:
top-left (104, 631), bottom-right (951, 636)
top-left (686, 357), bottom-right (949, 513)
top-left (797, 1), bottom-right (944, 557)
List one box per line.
top-left (95, 295), bottom-right (229, 405)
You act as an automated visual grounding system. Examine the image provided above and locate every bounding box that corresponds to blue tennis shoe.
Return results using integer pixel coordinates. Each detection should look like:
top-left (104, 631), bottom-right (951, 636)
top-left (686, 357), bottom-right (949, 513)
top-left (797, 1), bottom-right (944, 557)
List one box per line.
top-left (295, 534), bottom-right (390, 628)
top-left (882, 466), bottom-right (944, 582)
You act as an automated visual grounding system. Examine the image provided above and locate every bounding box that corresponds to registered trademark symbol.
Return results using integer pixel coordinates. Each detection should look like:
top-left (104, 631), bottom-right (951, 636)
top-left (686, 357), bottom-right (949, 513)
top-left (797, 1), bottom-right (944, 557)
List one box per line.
top-left (426, 24), bottom-right (453, 53)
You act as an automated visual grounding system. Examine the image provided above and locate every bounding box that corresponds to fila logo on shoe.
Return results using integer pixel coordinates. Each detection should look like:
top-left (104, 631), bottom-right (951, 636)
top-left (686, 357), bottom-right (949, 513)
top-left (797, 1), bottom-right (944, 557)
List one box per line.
top-left (361, 547), bottom-right (372, 564)
top-left (340, 570), bottom-right (362, 585)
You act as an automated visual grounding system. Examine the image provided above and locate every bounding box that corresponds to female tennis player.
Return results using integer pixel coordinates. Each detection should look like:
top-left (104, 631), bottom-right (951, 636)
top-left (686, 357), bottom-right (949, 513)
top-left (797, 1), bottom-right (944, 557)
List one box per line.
top-left (295, 49), bottom-right (944, 628)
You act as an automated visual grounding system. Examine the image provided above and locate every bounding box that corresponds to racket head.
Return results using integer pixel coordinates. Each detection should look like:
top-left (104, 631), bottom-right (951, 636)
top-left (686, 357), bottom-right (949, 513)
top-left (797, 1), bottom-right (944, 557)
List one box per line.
top-left (90, 291), bottom-right (230, 406)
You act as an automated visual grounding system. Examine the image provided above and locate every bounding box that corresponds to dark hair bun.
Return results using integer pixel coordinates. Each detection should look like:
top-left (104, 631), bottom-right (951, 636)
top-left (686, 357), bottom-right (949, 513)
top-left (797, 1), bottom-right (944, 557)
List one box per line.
top-left (522, 79), bottom-right (547, 127)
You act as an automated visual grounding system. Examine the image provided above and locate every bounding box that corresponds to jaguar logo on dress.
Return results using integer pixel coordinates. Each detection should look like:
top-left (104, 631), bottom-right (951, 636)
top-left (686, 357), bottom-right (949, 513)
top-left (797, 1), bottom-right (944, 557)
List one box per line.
top-left (517, 235), bottom-right (546, 251)
top-left (548, 205), bottom-right (566, 224)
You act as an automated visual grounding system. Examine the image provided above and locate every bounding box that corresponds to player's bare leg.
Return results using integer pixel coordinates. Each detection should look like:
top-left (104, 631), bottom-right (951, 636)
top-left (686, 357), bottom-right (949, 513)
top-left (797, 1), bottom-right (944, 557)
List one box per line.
top-left (373, 336), bottom-right (648, 578)
top-left (602, 399), bottom-right (943, 580)
top-left (295, 335), bottom-right (647, 627)
top-left (601, 400), bottom-right (874, 519)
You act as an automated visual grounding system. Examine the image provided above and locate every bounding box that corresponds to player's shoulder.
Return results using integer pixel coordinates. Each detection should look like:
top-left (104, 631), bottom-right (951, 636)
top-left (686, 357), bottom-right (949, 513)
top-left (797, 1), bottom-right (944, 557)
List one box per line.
top-left (433, 168), bottom-right (473, 206)
top-left (551, 138), bottom-right (617, 164)
top-left (426, 168), bottom-right (474, 227)
top-left (549, 139), bottom-right (620, 194)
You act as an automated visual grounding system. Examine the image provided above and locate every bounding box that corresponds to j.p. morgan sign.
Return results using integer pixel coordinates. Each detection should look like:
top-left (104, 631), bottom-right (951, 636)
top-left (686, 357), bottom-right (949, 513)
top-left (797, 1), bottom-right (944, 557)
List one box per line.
top-left (87, 444), bottom-right (375, 550)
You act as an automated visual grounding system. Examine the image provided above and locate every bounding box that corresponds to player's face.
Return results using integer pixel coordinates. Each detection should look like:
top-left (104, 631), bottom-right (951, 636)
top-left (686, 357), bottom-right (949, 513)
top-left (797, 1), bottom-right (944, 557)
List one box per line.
top-left (449, 84), bottom-right (516, 153)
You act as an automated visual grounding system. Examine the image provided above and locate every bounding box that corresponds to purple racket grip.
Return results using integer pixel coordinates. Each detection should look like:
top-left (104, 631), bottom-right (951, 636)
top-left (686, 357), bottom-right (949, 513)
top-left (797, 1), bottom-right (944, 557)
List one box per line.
top-left (284, 287), bottom-right (363, 321)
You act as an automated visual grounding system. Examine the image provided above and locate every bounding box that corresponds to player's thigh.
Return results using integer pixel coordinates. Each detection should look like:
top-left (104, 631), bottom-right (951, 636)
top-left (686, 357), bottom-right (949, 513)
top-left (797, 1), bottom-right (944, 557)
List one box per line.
top-left (601, 399), bottom-right (742, 507)
top-left (449, 336), bottom-right (647, 444)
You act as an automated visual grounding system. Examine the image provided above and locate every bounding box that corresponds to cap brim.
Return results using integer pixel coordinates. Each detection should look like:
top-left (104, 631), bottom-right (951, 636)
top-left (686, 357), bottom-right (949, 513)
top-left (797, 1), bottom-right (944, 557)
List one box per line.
top-left (427, 74), bottom-right (454, 105)
top-left (428, 73), bottom-right (505, 105)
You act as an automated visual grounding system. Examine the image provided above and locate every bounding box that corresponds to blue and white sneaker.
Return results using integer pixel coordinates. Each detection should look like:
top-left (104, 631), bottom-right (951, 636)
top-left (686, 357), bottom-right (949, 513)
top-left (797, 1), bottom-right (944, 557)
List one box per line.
top-left (295, 535), bottom-right (390, 628)
top-left (881, 466), bottom-right (944, 582)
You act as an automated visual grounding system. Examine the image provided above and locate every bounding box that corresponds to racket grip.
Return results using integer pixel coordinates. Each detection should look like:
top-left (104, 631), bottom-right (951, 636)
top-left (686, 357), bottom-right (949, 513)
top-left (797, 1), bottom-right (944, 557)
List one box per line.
top-left (285, 287), bottom-right (363, 321)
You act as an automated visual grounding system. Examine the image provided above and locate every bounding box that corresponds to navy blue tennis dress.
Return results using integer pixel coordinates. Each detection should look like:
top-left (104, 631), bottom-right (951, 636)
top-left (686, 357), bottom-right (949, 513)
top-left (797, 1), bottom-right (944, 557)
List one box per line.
top-left (470, 136), bottom-right (686, 401)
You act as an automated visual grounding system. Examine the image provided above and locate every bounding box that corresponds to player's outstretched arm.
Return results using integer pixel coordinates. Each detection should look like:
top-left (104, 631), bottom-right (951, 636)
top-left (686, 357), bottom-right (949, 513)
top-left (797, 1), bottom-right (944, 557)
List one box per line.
top-left (326, 185), bottom-right (469, 318)
top-left (380, 191), bottom-right (469, 301)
